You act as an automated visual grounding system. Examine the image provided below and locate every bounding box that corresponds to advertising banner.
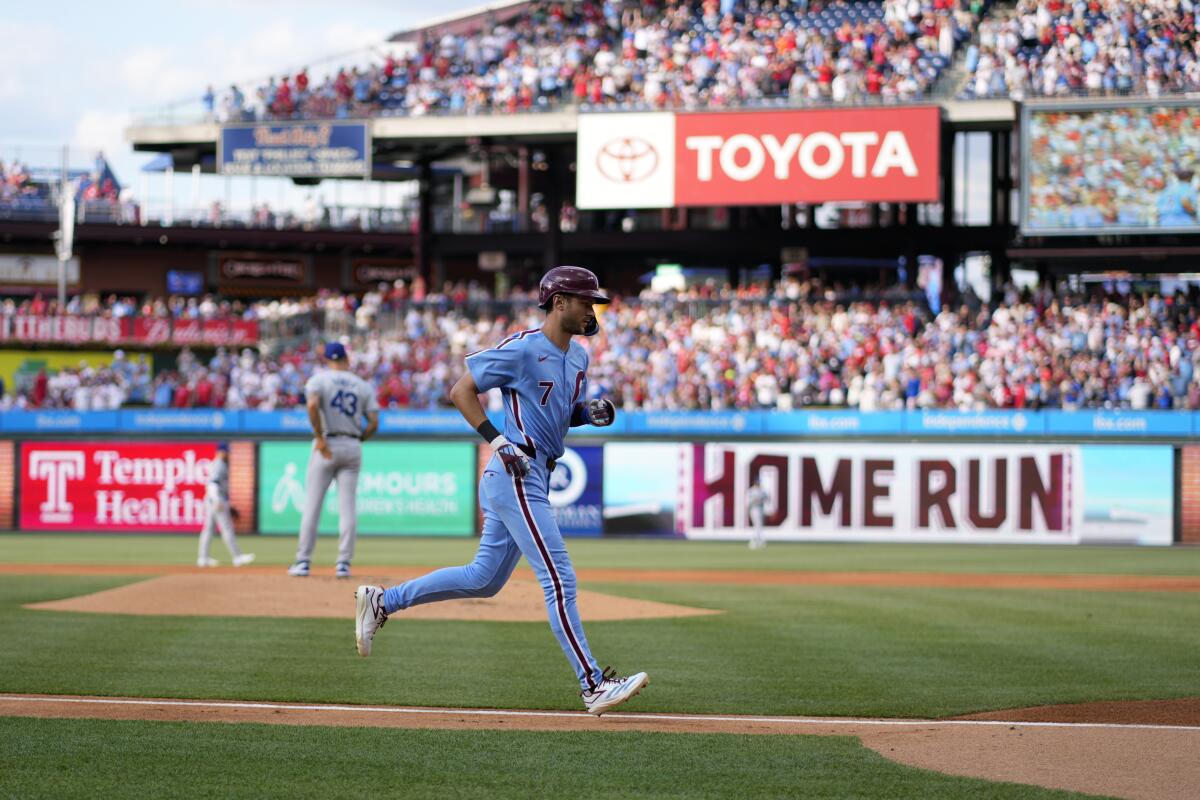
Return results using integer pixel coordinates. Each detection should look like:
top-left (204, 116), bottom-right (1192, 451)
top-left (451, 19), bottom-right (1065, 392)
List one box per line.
top-left (378, 410), bottom-right (474, 435)
top-left (258, 442), bottom-right (475, 536)
top-left (132, 317), bottom-right (172, 345)
top-left (0, 316), bottom-right (128, 345)
top-left (165, 318), bottom-right (257, 348)
top-left (3, 411), bottom-right (121, 433)
top-left (117, 409), bottom-right (235, 433)
top-left (219, 122), bottom-right (371, 178)
top-left (0, 317), bottom-right (255, 348)
top-left (0, 255), bottom-right (80, 286)
top-left (1023, 101), bottom-right (1200, 235)
top-left (678, 442), bottom-right (1172, 544)
top-left (20, 442), bottom-right (217, 532)
top-left (240, 409), bottom-right (313, 434)
top-left (549, 446), bottom-right (604, 537)
top-left (217, 254), bottom-right (309, 284)
top-left (577, 107), bottom-right (940, 209)
top-left (602, 442), bottom-right (680, 536)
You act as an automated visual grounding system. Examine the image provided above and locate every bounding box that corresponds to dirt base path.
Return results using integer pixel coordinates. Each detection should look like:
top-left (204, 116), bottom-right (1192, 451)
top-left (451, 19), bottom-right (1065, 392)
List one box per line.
top-left (1, 694), bottom-right (1197, 800)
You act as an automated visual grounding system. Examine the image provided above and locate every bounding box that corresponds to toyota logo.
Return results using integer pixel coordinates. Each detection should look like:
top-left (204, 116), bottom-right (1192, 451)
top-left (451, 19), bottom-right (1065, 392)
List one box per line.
top-left (596, 137), bottom-right (659, 183)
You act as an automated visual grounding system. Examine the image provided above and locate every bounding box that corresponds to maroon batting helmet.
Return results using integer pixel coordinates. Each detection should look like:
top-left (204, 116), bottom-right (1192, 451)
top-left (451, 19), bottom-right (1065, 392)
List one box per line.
top-left (537, 266), bottom-right (611, 310)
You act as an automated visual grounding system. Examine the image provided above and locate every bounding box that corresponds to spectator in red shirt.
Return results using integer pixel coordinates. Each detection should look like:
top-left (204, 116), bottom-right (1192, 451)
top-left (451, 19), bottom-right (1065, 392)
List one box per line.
top-left (195, 373), bottom-right (214, 407)
top-left (32, 369), bottom-right (48, 407)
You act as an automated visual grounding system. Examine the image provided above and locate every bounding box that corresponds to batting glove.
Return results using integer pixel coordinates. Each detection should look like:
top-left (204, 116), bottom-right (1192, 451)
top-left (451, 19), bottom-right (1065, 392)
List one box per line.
top-left (584, 398), bottom-right (616, 427)
top-left (490, 435), bottom-right (531, 478)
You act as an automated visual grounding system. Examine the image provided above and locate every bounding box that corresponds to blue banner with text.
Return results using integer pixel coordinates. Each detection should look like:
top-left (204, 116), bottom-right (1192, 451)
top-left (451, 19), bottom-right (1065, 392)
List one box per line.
top-left (4, 409), bottom-right (1200, 438)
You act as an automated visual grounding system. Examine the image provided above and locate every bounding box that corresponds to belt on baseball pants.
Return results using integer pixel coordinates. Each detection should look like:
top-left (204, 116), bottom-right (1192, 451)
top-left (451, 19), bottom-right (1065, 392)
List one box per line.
top-left (518, 444), bottom-right (556, 472)
top-left (327, 434), bottom-right (361, 440)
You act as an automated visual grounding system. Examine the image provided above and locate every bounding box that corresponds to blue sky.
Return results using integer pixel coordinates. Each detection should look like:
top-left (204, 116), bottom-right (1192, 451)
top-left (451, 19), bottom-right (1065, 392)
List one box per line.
top-left (1, 0), bottom-right (486, 203)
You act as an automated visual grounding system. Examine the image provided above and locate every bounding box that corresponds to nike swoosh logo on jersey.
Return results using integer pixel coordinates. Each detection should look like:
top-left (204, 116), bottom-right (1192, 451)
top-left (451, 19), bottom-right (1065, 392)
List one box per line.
top-left (538, 355), bottom-right (550, 361)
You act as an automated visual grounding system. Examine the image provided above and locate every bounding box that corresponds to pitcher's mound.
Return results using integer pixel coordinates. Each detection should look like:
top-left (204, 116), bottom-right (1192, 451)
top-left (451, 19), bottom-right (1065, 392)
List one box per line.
top-left (27, 572), bottom-right (722, 622)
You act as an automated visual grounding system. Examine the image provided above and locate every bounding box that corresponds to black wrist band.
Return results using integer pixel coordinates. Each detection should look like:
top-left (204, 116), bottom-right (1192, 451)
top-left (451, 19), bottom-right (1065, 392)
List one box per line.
top-left (476, 419), bottom-right (501, 443)
top-left (569, 403), bottom-right (584, 427)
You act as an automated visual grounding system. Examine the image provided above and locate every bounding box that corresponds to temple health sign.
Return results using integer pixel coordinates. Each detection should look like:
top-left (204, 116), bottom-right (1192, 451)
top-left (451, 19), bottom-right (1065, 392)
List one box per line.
top-left (219, 122), bottom-right (370, 178)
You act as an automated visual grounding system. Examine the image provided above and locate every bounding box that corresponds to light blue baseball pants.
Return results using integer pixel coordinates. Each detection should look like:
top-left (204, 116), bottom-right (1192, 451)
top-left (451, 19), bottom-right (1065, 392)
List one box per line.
top-left (382, 456), bottom-right (603, 691)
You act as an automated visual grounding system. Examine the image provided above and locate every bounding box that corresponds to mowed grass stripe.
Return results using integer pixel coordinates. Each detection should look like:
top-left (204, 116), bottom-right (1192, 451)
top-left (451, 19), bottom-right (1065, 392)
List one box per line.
top-left (2, 575), bottom-right (1198, 718)
top-left (0, 716), bottom-right (1096, 800)
top-left (3, 534), bottom-right (1200, 575)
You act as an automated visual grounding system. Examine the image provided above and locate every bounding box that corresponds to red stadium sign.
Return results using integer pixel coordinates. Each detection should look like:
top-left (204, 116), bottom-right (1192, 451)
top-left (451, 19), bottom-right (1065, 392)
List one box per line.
top-left (229, 320), bottom-right (260, 345)
top-left (20, 443), bottom-right (217, 532)
top-left (168, 318), bottom-right (258, 347)
top-left (675, 107), bottom-right (940, 205)
top-left (0, 315), bottom-right (130, 345)
top-left (0, 315), bottom-right (257, 347)
top-left (132, 317), bottom-right (171, 345)
top-left (576, 107), bottom-right (941, 208)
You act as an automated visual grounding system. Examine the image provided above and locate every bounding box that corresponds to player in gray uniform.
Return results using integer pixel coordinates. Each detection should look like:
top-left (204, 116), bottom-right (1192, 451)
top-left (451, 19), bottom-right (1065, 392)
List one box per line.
top-left (747, 478), bottom-right (767, 550)
top-left (197, 442), bottom-right (255, 567)
top-left (288, 342), bottom-right (379, 579)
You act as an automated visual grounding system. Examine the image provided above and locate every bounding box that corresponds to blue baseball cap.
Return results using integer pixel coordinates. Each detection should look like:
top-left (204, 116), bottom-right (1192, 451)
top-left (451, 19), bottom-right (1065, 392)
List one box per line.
top-left (324, 342), bottom-right (347, 361)
top-left (216, 442), bottom-right (229, 453)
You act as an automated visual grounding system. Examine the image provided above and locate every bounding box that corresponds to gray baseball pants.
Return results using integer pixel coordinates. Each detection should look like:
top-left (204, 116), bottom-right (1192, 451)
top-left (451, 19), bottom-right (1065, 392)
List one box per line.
top-left (199, 491), bottom-right (242, 560)
top-left (295, 437), bottom-right (362, 565)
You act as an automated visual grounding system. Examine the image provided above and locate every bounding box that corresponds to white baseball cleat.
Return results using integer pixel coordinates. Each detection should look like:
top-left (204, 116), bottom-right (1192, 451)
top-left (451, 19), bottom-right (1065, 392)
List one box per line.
top-left (233, 553), bottom-right (256, 567)
top-left (287, 561), bottom-right (310, 577)
top-left (354, 585), bottom-right (388, 658)
top-left (336, 561), bottom-right (351, 579)
top-left (196, 557), bottom-right (218, 568)
top-left (581, 668), bottom-right (650, 716)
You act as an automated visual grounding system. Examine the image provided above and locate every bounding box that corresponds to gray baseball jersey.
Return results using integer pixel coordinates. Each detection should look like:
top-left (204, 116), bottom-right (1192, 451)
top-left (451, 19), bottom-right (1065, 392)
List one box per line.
top-left (296, 369), bottom-right (376, 569)
top-left (305, 370), bottom-right (379, 438)
top-left (199, 457), bottom-right (243, 563)
top-left (207, 457), bottom-right (229, 501)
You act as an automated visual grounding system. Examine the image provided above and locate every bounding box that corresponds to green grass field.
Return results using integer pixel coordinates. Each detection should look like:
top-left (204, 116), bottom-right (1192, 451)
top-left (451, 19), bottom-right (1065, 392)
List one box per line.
top-left (1, 718), bottom-right (1090, 800)
top-left (5, 531), bottom-right (1200, 574)
top-left (3, 533), bottom-right (1197, 798)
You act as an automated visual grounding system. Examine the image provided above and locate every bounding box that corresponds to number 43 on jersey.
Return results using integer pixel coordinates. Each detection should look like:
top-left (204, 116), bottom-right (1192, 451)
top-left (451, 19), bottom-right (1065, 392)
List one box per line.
top-left (331, 390), bottom-right (358, 417)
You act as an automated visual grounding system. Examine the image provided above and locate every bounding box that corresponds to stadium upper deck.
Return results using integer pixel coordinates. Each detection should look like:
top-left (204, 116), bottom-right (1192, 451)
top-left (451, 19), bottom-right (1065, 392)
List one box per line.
top-left (129, 0), bottom-right (1018, 155)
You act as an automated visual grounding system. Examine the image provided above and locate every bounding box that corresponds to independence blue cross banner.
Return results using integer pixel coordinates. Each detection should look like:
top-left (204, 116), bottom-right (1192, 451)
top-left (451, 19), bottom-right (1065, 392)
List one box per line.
top-left (219, 122), bottom-right (370, 178)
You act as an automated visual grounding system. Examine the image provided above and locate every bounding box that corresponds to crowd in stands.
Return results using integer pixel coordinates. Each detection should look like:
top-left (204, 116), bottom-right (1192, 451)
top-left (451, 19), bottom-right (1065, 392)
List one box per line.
top-left (210, 0), bottom-right (975, 121)
top-left (962, 0), bottom-right (1200, 99)
top-left (195, 0), bottom-right (1200, 118)
top-left (0, 292), bottom-right (257, 322)
top-left (4, 277), bottom-right (1200, 412)
top-left (0, 161), bottom-right (37, 204)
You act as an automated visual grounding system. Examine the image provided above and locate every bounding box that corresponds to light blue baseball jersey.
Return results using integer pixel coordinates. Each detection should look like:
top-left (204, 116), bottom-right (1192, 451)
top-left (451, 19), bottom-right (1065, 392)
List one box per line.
top-left (466, 329), bottom-right (588, 460)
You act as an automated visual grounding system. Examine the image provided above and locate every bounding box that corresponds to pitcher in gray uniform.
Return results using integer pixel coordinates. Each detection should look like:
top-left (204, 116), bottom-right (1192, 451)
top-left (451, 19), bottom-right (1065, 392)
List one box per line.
top-left (288, 342), bottom-right (379, 579)
top-left (197, 442), bottom-right (255, 567)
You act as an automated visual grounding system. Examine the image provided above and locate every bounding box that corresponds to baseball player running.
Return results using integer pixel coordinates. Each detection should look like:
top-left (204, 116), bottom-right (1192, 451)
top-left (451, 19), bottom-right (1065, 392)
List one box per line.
top-left (354, 266), bottom-right (648, 716)
top-left (288, 342), bottom-right (379, 579)
top-left (197, 442), bottom-right (255, 567)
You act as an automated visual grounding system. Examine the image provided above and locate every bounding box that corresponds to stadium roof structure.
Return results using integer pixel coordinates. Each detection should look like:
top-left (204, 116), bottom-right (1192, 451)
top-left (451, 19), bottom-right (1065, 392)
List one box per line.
top-left (125, 99), bottom-right (1014, 181)
top-left (387, 0), bottom-right (531, 42)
